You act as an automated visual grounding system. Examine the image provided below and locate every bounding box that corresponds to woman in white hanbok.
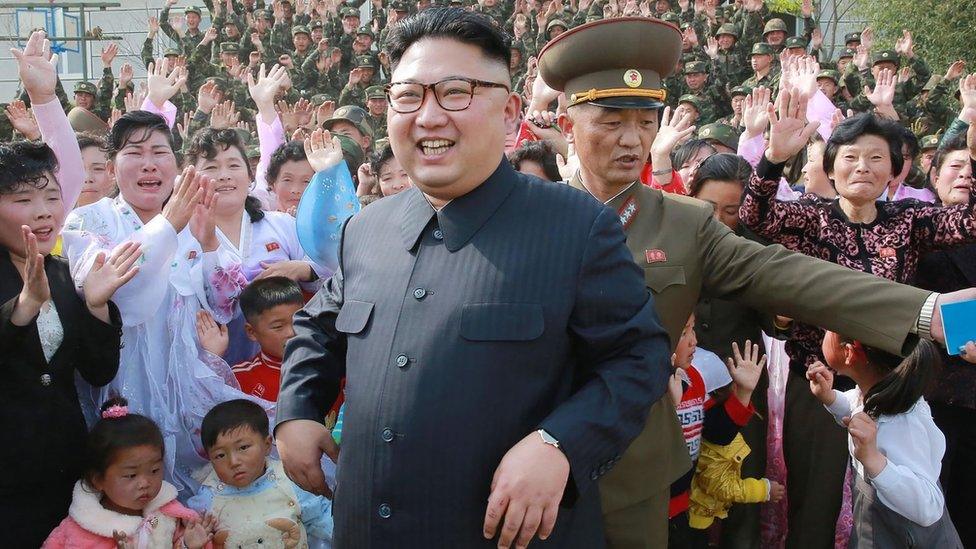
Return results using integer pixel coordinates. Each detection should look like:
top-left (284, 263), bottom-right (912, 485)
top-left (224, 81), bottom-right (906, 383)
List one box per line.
top-left (61, 75), bottom-right (272, 495)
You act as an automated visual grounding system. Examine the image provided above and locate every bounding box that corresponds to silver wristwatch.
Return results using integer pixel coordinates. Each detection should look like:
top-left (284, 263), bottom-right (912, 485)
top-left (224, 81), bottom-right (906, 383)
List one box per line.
top-left (537, 429), bottom-right (560, 449)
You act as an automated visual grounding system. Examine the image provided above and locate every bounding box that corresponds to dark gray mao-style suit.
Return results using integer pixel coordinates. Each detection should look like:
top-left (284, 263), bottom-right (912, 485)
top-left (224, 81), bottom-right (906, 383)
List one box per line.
top-left (276, 158), bottom-right (673, 548)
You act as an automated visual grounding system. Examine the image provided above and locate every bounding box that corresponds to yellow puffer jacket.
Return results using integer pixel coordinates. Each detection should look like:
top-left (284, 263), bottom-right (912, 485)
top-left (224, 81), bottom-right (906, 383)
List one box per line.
top-left (688, 433), bottom-right (770, 529)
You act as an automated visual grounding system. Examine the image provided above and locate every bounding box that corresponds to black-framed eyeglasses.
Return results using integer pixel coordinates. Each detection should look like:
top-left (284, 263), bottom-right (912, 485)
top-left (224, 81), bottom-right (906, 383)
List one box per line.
top-left (384, 77), bottom-right (511, 114)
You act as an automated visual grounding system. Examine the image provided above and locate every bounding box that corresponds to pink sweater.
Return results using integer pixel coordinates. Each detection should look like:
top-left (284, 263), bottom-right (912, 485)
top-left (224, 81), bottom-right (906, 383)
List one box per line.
top-left (34, 98), bottom-right (84, 212)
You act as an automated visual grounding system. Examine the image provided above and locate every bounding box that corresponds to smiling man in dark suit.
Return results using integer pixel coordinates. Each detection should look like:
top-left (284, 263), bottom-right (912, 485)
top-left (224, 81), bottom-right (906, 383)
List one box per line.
top-left (275, 8), bottom-right (673, 548)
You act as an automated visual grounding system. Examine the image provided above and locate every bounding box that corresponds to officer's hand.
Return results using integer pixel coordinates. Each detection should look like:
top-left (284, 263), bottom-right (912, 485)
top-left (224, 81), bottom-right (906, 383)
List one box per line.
top-left (931, 288), bottom-right (976, 345)
top-left (277, 419), bottom-right (339, 498)
top-left (483, 432), bottom-right (569, 549)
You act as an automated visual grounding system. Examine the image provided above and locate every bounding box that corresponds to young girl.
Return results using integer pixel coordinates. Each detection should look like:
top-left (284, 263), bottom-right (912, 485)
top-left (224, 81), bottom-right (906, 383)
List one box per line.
top-left (43, 398), bottom-right (216, 548)
top-left (1, 31), bottom-right (136, 546)
top-left (808, 335), bottom-right (963, 548)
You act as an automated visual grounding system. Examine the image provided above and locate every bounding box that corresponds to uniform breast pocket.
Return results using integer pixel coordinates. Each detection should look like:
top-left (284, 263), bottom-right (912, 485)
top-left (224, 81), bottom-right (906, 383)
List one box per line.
top-left (460, 303), bottom-right (545, 342)
top-left (644, 265), bottom-right (686, 294)
top-left (335, 300), bottom-right (374, 335)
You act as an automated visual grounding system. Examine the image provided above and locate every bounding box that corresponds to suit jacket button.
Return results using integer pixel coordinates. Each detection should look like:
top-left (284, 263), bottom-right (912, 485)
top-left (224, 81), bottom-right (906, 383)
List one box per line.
top-left (413, 288), bottom-right (427, 300)
top-left (395, 354), bottom-right (409, 368)
top-left (590, 470), bottom-right (599, 481)
top-left (433, 228), bottom-right (444, 240)
top-left (381, 427), bottom-right (395, 442)
top-left (378, 503), bottom-right (392, 519)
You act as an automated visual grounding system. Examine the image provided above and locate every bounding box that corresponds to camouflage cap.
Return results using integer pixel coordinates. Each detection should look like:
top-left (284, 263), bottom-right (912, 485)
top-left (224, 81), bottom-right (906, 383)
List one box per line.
top-left (341, 6), bottom-right (360, 17)
top-left (677, 94), bottom-right (702, 111)
top-left (872, 50), bottom-right (900, 66)
top-left (784, 36), bottom-right (807, 49)
top-left (510, 40), bottom-right (525, 55)
top-left (253, 8), bottom-right (273, 19)
top-left (730, 85), bottom-right (750, 98)
top-left (356, 54), bottom-right (378, 69)
top-left (538, 17), bottom-right (682, 110)
top-left (219, 42), bottom-right (241, 53)
top-left (163, 48), bottom-right (182, 57)
top-left (392, 0), bottom-right (411, 11)
top-left (716, 23), bottom-right (739, 38)
top-left (844, 32), bottom-right (861, 44)
top-left (922, 74), bottom-right (943, 91)
top-left (661, 12), bottom-right (680, 25)
top-left (357, 25), bottom-right (375, 38)
top-left (838, 47), bottom-right (856, 59)
top-left (309, 93), bottom-right (335, 105)
top-left (749, 42), bottom-right (774, 57)
top-left (73, 81), bottom-right (97, 97)
top-left (322, 104), bottom-right (374, 138)
top-left (184, 6), bottom-right (202, 15)
top-left (816, 69), bottom-right (840, 84)
top-left (919, 135), bottom-right (939, 150)
top-left (310, 20), bottom-right (324, 30)
top-left (334, 133), bottom-right (365, 167)
top-left (683, 60), bottom-right (708, 75)
top-left (585, 14), bottom-right (603, 23)
top-left (698, 122), bottom-right (740, 150)
top-left (291, 25), bottom-right (311, 36)
top-left (763, 18), bottom-right (787, 35)
top-left (365, 85), bottom-right (386, 100)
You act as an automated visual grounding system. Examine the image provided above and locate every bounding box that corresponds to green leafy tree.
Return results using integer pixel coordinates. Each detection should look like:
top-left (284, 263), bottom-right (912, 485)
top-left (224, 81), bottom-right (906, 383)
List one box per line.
top-left (856, 0), bottom-right (976, 72)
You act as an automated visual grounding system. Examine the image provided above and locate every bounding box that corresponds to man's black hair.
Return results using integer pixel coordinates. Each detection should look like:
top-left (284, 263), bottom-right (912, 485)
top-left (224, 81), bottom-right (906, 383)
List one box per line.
top-left (385, 7), bottom-right (511, 75)
top-left (239, 276), bottom-right (305, 323)
top-left (201, 399), bottom-right (270, 451)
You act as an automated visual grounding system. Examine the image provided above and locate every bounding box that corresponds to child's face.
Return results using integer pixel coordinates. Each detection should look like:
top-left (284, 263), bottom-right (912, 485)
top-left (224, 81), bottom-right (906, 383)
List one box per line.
top-left (673, 315), bottom-right (697, 370)
top-left (0, 177), bottom-right (64, 258)
top-left (92, 444), bottom-right (164, 513)
top-left (245, 302), bottom-right (304, 358)
top-left (208, 425), bottom-right (272, 488)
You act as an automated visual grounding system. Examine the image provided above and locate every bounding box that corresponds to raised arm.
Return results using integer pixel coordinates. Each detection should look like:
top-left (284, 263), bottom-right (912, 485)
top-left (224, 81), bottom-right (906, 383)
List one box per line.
top-left (13, 30), bottom-right (84, 212)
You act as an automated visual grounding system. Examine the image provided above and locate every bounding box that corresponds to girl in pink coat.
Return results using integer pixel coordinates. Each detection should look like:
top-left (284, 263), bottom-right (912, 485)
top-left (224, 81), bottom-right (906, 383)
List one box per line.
top-left (43, 398), bottom-right (215, 548)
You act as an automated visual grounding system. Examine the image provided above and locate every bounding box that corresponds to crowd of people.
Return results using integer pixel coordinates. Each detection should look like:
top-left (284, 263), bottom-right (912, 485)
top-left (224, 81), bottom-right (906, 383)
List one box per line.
top-left (1, 0), bottom-right (975, 547)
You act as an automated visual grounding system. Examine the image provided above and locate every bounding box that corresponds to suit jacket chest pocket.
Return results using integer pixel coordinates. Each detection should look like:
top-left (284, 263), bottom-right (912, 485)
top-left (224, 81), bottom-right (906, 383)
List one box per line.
top-left (335, 300), bottom-right (375, 336)
top-left (460, 303), bottom-right (545, 342)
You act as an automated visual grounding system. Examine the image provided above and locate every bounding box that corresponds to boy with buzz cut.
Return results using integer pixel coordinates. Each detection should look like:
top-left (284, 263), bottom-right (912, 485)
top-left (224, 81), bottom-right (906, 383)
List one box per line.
top-left (188, 399), bottom-right (334, 547)
top-left (197, 276), bottom-right (305, 402)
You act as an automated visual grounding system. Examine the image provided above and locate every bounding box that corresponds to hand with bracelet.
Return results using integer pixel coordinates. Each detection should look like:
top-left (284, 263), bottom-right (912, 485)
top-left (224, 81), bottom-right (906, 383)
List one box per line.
top-left (649, 106), bottom-right (696, 185)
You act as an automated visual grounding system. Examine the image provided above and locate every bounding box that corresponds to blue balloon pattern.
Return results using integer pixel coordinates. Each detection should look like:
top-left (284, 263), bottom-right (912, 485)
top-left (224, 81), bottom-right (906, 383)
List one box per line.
top-left (295, 162), bottom-right (360, 273)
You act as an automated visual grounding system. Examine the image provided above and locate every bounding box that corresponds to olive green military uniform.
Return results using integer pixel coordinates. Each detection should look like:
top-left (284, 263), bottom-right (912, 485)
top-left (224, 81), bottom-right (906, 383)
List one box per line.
top-left (710, 23), bottom-right (751, 89)
top-left (539, 17), bottom-right (936, 548)
top-left (716, 85), bottom-right (749, 129)
top-left (681, 60), bottom-right (730, 125)
top-left (72, 80), bottom-right (111, 123)
top-left (817, 69), bottom-right (850, 115)
top-left (848, 50), bottom-right (932, 119)
top-left (338, 54), bottom-right (377, 109)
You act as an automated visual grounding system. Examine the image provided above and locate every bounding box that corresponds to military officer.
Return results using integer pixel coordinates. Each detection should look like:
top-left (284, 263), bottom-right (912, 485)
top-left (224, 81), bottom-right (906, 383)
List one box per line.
top-left (539, 16), bottom-right (963, 547)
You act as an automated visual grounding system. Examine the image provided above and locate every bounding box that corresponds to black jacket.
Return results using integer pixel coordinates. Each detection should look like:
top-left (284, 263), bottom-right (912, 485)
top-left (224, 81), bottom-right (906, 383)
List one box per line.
top-left (0, 253), bottom-right (121, 494)
top-left (278, 160), bottom-right (672, 547)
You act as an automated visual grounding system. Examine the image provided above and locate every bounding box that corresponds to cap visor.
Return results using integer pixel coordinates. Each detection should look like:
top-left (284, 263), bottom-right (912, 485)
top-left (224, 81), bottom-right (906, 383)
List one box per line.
top-left (587, 97), bottom-right (664, 109)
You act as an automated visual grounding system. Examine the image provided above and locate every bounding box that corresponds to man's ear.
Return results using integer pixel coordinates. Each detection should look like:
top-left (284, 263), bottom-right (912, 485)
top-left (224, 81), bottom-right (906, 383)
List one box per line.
top-left (557, 111), bottom-right (574, 145)
top-left (503, 92), bottom-right (523, 136)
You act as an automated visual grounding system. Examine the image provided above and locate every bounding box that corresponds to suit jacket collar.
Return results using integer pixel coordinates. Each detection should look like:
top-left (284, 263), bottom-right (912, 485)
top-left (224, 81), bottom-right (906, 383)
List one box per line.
top-left (399, 157), bottom-right (517, 252)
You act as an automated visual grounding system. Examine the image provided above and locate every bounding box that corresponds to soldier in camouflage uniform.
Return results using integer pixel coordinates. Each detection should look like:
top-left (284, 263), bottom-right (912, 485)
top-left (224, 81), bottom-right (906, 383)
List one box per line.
top-left (71, 82), bottom-right (111, 122)
top-left (338, 54), bottom-right (378, 109)
top-left (160, 3), bottom-right (208, 57)
top-left (241, 8), bottom-right (275, 62)
top-left (697, 122), bottom-right (741, 154)
top-left (510, 40), bottom-right (527, 92)
top-left (301, 44), bottom-right (344, 99)
top-left (675, 94), bottom-right (703, 126)
top-left (334, 7), bottom-right (363, 68)
top-left (716, 85), bottom-right (750, 129)
top-left (848, 49), bottom-right (931, 119)
top-left (783, 36), bottom-right (807, 58)
top-left (270, 0), bottom-right (299, 55)
top-left (707, 23), bottom-right (750, 91)
top-left (816, 69), bottom-right (849, 114)
top-left (192, 42), bottom-right (252, 108)
top-left (289, 25), bottom-right (315, 70)
top-left (906, 75), bottom-right (953, 137)
top-left (741, 42), bottom-right (779, 94)
top-left (681, 60), bottom-right (730, 125)
top-left (321, 104), bottom-right (374, 153)
top-left (364, 85), bottom-right (388, 142)
top-left (474, 0), bottom-right (509, 26)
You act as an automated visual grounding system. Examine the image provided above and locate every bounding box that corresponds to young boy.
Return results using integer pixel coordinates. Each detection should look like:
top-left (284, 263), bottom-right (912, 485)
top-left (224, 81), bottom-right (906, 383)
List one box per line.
top-left (188, 399), bottom-right (333, 547)
top-left (668, 314), bottom-right (766, 547)
top-left (196, 276), bottom-right (304, 402)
